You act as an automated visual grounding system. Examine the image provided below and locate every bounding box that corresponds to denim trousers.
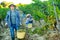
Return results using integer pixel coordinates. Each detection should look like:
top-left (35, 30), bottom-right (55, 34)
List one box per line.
top-left (9, 24), bottom-right (18, 40)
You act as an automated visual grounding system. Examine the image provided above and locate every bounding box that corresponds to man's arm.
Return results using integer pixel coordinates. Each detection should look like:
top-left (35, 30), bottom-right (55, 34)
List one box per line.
top-left (17, 11), bottom-right (22, 25)
top-left (25, 18), bottom-right (30, 24)
top-left (5, 11), bottom-right (9, 25)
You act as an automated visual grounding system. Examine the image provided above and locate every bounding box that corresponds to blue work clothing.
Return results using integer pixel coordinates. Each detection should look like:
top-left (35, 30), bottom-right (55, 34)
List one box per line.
top-left (25, 16), bottom-right (33, 27)
top-left (26, 16), bottom-right (33, 24)
top-left (5, 10), bottom-right (20, 40)
top-left (10, 24), bottom-right (18, 38)
top-left (11, 11), bottom-right (16, 24)
top-left (5, 10), bottom-right (20, 27)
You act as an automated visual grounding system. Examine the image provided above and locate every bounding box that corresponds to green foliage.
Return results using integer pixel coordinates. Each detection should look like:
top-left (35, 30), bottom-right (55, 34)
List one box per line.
top-left (28, 25), bottom-right (49, 36)
top-left (18, 0), bottom-right (60, 22)
top-left (0, 8), bottom-right (9, 20)
top-left (1, 2), bottom-right (6, 7)
top-left (19, 2), bottom-right (48, 21)
top-left (0, 0), bottom-right (60, 26)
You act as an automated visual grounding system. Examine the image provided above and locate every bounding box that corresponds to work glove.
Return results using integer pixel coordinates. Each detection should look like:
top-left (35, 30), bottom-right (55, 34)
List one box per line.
top-left (5, 23), bottom-right (8, 27)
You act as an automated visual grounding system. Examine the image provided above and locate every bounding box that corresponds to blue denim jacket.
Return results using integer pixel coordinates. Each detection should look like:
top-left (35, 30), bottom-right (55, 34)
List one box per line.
top-left (5, 10), bottom-right (20, 27)
top-left (26, 16), bottom-right (33, 24)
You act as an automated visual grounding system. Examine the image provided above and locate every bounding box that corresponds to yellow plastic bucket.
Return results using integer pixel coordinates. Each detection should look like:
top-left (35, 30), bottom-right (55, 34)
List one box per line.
top-left (28, 23), bottom-right (32, 28)
top-left (17, 31), bottom-right (26, 39)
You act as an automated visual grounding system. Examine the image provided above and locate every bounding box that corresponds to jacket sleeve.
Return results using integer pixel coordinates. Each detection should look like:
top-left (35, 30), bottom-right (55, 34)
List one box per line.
top-left (5, 11), bottom-right (9, 23)
top-left (25, 18), bottom-right (30, 24)
top-left (17, 11), bottom-right (21, 24)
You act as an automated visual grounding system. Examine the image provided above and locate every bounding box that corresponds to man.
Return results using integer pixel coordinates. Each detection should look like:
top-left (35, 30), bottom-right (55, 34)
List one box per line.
top-left (5, 4), bottom-right (20, 40)
top-left (25, 14), bottom-right (33, 28)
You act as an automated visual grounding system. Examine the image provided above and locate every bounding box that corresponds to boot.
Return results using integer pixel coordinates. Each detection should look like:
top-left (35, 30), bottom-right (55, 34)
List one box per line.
top-left (12, 37), bottom-right (15, 40)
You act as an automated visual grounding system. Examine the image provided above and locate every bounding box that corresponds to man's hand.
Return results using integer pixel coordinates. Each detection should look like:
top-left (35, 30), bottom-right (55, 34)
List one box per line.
top-left (5, 23), bottom-right (8, 26)
top-left (20, 23), bottom-right (22, 26)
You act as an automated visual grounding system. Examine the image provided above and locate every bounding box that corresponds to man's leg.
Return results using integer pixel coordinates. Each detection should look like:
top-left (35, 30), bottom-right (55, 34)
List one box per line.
top-left (14, 25), bottom-right (18, 38)
top-left (10, 26), bottom-right (15, 40)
